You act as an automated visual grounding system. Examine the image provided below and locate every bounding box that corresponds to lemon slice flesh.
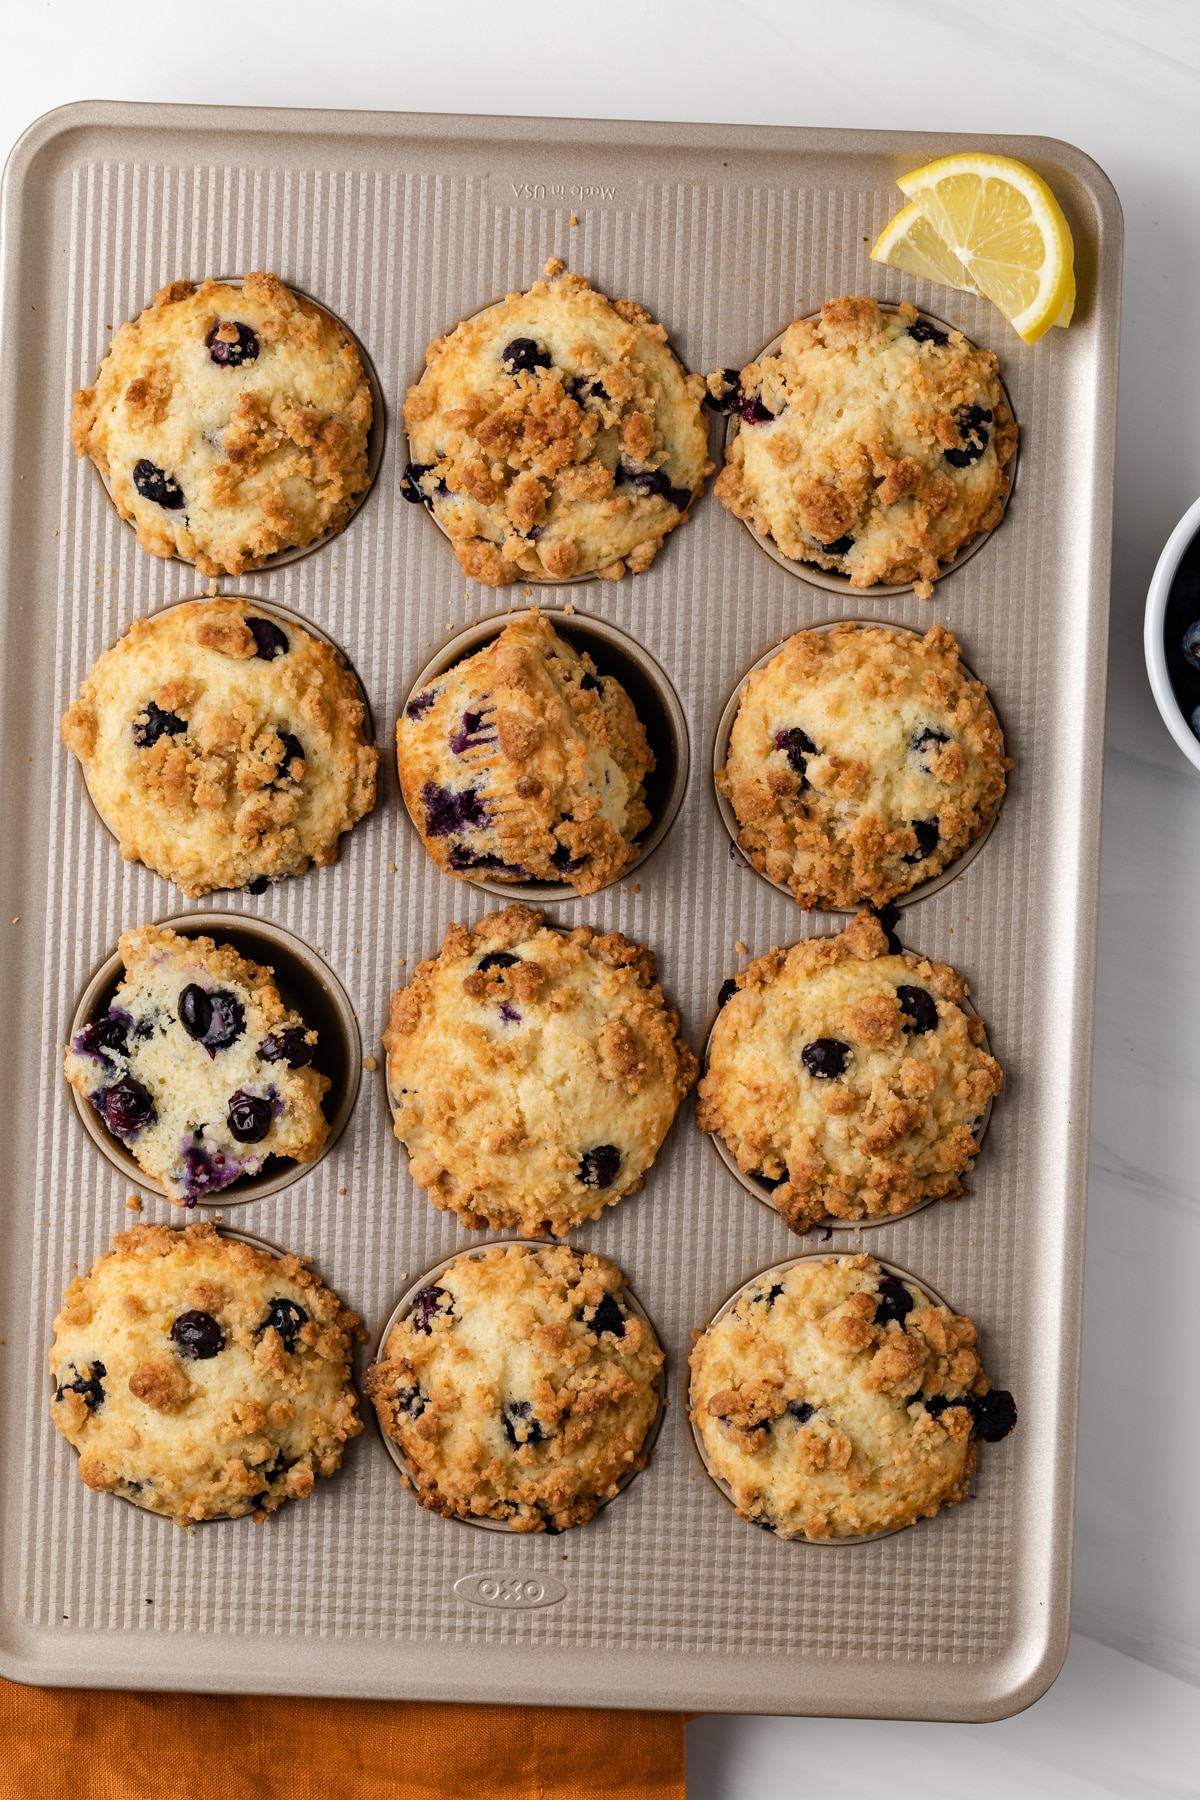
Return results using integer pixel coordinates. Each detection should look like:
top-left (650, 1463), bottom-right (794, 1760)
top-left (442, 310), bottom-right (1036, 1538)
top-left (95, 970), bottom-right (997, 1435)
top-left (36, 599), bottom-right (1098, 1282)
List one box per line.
top-left (871, 153), bottom-right (1074, 344)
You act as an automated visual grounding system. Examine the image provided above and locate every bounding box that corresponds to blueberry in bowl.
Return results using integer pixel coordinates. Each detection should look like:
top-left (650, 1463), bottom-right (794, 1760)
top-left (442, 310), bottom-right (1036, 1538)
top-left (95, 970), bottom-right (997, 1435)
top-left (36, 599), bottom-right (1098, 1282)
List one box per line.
top-left (1145, 494), bottom-right (1200, 776)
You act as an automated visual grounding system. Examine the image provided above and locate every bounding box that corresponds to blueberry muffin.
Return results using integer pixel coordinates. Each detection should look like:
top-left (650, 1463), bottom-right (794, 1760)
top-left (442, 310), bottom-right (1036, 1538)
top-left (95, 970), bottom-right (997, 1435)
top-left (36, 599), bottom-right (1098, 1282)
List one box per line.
top-left (70, 273), bottom-right (373, 575)
top-left (689, 1253), bottom-right (1016, 1540)
top-left (402, 263), bottom-right (712, 584)
top-left (697, 908), bottom-right (1001, 1231)
top-left (64, 925), bottom-right (330, 1204)
top-left (711, 297), bottom-right (1017, 594)
top-left (62, 599), bottom-right (378, 898)
top-left (49, 1221), bottom-right (363, 1523)
top-left (383, 905), bottom-right (697, 1236)
top-left (717, 622), bottom-right (1009, 909)
top-left (398, 610), bottom-right (652, 894)
top-left (366, 1243), bottom-right (662, 1532)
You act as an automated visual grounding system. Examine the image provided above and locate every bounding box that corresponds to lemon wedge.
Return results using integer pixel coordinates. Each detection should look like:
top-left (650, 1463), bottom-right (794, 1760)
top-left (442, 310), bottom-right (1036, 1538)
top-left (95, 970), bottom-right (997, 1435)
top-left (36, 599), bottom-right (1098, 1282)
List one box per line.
top-left (871, 153), bottom-right (1074, 344)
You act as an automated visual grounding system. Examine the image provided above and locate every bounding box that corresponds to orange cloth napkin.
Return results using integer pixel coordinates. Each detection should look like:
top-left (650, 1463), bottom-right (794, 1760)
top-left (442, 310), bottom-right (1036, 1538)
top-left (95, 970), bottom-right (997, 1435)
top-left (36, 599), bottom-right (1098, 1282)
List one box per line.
top-left (0, 1680), bottom-right (686, 1800)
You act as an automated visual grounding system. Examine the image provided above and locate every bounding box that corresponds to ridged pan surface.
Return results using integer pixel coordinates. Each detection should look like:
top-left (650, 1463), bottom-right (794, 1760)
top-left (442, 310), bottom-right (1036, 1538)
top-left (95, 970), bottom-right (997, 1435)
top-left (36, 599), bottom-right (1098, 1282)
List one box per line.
top-left (0, 103), bottom-right (1121, 1719)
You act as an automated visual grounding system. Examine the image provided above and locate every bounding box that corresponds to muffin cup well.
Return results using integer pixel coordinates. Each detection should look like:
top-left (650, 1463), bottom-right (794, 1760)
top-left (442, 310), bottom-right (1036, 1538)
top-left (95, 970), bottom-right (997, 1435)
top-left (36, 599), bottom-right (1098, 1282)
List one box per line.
top-left (74, 594), bottom-right (377, 893)
top-left (370, 1240), bottom-right (665, 1533)
top-left (712, 619), bottom-right (1006, 913)
top-left (400, 606), bottom-right (689, 901)
top-left (700, 938), bottom-right (996, 1231)
top-left (89, 276), bottom-right (386, 575)
top-left (719, 304), bottom-right (1019, 597)
top-left (67, 912), bottom-right (361, 1207)
top-left (689, 1251), bottom-right (957, 1547)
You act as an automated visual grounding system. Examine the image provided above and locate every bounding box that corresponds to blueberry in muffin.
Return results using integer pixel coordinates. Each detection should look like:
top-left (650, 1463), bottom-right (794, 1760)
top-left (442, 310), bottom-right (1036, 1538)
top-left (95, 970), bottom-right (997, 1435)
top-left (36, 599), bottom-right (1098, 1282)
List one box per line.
top-left (70, 273), bottom-right (373, 576)
top-left (398, 610), bottom-right (653, 894)
top-left (712, 296), bottom-right (1017, 594)
top-left (64, 924), bottom-right (330, 1203)
top-left (689, 1252), bottom-right (1015, 1540)
top-left (403, 263), bottom-right (712, 584)
top-left (717, 622), bottom-right (1010, 909)
top-left (697, 907), bottom-right (1002, 1231)
top-left (383, 905), bottom-right (697, 1236)
top-left (366, 1243), bottom-right (662, 1532)
top-left (49, 1220), bottom-right (363, 1523)
top-left (61, 599), bottom-right (378, 898)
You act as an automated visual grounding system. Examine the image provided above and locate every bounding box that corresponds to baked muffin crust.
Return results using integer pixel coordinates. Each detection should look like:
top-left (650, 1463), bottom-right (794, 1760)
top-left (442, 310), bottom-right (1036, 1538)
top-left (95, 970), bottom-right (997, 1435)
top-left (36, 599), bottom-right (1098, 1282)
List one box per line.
top-left (712, 297), bottom-right (1016, 594)
top-left (64, 924), bottom-right (330, 1204)
top-left (697, 909), bottom-right (1001, 1231)
top-left (62, 599), bottom-right (378, 898)
top-left (71, 273), bottom-right (373, 575)
top-left (403, 264), bottom-right (712, 584)
top-left (49, 1221), bottom-right (362, 1524)
top-left (717, 622), bottom-right (1010, 909)
top-left (383, 905), bottom-right (697, 1236)
top-left (366, 1243), bottom-right (662, 1532)
top-left (398, 610), bottom-right (653, 894)
top-left (689, 1252), bottom-right (1015, 1540)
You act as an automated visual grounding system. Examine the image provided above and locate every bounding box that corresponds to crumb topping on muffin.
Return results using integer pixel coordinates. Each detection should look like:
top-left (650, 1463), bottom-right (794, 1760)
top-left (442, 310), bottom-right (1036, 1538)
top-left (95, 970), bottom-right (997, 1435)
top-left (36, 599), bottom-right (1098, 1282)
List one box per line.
top-left (383, 905), bottom-right (697, 1236)
top-left (367, 1243), bottom-right (662, 1532)
top-left (71, 273), bottom-right (373, 575)
top-left (62, 599), bottom-right (378, 898)
top-left (398, 610), bottom-right (653, 894)
top-left (717, 622), bottom-right (1010, 909)
top-left (64, 925), bottom-right (330, 1204)
top-left (689, 1252), bottom-right (1015, 1540)
top-left (698, 908), bottom-right (1002, 1231)
top-left (403, 265), bottom-right (712, 584)
top-left (49, 1221), bottom-right (363, 1523)
top-left (711, 297), bottom-right (1016, 593)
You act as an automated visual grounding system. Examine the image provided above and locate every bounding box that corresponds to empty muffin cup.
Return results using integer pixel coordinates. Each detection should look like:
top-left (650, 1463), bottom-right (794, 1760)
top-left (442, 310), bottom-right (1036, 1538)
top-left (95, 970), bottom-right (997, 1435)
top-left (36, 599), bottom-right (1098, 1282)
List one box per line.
top-left (370, 1241), bottom-right (666, 1532)
top-left (712, 619), bottom-right (1006, 912)
top-left (689, 1251), bottom-right (960, 1546)
top-left (399, 607), bottom-right (689, 900)
top-left (716, 304), bottom-right (1018, 597)
top-left (67, 912), bottom-right (361, 1205)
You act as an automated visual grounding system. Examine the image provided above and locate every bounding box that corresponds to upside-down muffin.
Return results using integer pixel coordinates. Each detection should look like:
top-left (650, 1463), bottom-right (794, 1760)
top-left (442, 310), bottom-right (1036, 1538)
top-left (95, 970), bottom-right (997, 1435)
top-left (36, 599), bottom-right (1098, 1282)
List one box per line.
top-left (711, 296), bottom-right (1016, 593)
top-left (366, 1243), bottom-right (662, 1532)
top-left (402, 263), bottom-right (712, 584)
top-left (49, 1221), bottom-right (363, 1523)
top-left (698, 908), bottom-right (1001, 1231)
top-left (64, 924), bottom-right (330, 1204)
top-left (398, 610), bottom-right (653, 894)
top-left (383, 905), bottom-right (697, 1236)
top-left (689, 1252), bottom-right (1015, 1540)
top-left (62, 599), bottom-right (378, 897)
top-left (71, 273), bottom-right (373, 575)
top-left (717, 622), bottom-right (1009, 909)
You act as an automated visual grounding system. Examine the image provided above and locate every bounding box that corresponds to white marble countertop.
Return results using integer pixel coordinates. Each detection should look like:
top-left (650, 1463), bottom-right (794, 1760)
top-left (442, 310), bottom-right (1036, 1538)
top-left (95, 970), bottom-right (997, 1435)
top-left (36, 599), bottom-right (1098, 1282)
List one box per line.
top-left (4, 2), bottom-right (1198, 1790)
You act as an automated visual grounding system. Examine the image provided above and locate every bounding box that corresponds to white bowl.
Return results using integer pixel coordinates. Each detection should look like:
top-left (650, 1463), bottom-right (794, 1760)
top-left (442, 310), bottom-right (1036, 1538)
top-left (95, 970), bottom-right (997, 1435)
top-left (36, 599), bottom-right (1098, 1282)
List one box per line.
top-left (1144, 493), bottom-right (1200, 771)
